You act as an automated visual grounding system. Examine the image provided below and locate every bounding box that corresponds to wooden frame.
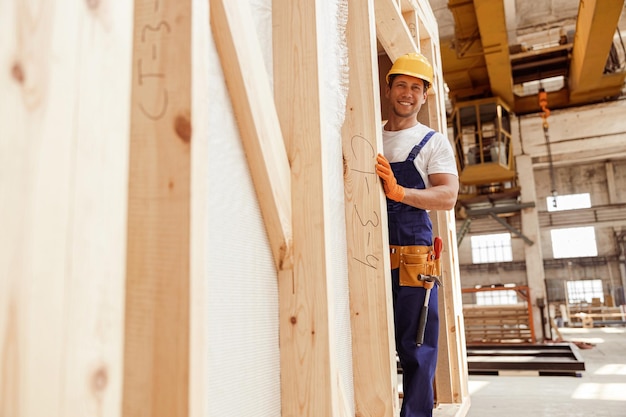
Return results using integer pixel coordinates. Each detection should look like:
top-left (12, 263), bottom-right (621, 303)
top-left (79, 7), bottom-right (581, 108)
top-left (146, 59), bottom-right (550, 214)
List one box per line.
top-left (1, 1), bottom-right (469, 416)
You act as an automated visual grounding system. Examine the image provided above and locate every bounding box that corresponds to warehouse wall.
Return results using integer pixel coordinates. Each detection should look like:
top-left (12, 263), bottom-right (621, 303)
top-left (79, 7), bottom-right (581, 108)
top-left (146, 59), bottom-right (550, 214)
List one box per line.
top-left (456, 99), bottom-right (626, 309)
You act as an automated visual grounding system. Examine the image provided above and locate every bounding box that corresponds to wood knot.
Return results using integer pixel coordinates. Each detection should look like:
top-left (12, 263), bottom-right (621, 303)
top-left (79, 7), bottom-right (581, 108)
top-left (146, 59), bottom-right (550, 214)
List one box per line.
top-left (91, 366), bottom-right (108, 393)
top-left (11, 62), bottom-right (24, 84)
top-left (290, 316), bottom-right (297, 324)
top-left (174, 113), bottom-right (191, 143)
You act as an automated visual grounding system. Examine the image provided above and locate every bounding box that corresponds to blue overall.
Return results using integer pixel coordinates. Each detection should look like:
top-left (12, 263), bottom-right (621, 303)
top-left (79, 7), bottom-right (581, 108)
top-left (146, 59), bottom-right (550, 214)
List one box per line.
top-left (387, 131), bottom-right (439, 417)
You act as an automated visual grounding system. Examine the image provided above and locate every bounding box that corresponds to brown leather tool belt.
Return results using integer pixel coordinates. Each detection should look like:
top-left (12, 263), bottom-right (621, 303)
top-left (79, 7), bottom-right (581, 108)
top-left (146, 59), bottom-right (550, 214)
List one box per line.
top-left (389, 245), bottom-right (441, 288)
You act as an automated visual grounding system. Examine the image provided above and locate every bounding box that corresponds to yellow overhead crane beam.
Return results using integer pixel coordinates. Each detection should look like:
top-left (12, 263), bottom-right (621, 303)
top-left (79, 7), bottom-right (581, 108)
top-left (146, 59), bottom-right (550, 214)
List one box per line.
top-left (473, 0), bottom-right (514, 108)
top-left (569, 0), bottom-right (626, 103)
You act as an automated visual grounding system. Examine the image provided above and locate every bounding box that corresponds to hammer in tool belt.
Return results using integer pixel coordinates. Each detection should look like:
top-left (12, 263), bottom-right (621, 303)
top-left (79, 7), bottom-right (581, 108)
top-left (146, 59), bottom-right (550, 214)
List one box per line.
top-left (416, 236), bottom-right (442, 346)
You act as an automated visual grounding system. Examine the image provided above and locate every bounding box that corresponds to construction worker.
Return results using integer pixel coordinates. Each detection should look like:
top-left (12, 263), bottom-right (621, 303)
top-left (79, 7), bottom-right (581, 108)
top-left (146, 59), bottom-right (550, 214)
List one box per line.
top-left (375, 52), bottom-right (459, 417)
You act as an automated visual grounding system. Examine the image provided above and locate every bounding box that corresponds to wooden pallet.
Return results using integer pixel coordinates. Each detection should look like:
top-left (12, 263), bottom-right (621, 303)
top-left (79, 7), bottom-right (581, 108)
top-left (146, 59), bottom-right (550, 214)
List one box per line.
top-left (463, 304), bottom-right (533, 344)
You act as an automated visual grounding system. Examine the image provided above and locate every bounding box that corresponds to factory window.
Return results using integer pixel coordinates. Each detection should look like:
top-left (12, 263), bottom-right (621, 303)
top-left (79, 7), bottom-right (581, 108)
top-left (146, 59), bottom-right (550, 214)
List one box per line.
top-left (566, 279), bottom-right (604, 304)
top-left (471, 233), bottom-right (512, 263)
top-left (551, 226), bottom-right (597, 258)
top-left (546, 193), bottom-right (591, 211)
top-left (475, 289), bottom-right (518, 306)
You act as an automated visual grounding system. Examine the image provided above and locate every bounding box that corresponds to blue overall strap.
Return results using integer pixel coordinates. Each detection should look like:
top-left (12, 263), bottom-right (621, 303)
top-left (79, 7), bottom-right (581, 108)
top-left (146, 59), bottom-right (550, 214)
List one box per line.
top-left (407, 130), bottom-right (436, 162)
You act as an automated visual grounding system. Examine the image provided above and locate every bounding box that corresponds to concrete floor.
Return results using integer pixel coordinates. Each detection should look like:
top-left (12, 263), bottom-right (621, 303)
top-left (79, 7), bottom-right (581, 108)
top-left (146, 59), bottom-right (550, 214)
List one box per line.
top-left (465, 326), bottom-right (626, 417)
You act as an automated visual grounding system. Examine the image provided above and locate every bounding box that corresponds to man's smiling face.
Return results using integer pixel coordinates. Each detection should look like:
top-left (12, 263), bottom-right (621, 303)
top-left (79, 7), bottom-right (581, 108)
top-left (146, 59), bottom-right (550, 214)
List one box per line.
top-left (386, 74), bottom-right (428, 119)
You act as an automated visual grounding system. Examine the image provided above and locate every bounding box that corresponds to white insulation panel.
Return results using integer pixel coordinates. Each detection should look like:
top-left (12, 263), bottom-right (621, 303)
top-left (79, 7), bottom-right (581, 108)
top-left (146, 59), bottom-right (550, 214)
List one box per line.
top-left (316, 0), bottom-right (354, 414)
top-left (203, 0), bottom-right (353, 416)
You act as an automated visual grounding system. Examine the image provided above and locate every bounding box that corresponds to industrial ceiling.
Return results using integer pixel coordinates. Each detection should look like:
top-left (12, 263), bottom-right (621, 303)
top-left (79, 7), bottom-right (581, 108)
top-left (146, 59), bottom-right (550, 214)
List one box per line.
top-left (428, 0), bottom-right (626, 115)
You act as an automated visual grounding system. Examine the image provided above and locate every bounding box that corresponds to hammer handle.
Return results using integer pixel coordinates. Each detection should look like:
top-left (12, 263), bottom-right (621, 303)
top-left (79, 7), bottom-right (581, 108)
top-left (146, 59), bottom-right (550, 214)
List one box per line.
top-left (416, 304), bottom-right (428, 346)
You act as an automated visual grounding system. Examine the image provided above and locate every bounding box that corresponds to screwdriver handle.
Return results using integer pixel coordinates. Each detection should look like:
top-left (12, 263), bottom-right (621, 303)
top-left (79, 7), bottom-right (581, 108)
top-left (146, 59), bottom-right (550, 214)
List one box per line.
top-left (433, 236), bottom-right (443, 259)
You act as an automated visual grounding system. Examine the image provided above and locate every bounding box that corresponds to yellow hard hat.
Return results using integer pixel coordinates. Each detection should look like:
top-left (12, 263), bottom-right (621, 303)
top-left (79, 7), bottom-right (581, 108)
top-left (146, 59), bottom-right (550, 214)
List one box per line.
top-left (386, 52), bottom-right (434, 86)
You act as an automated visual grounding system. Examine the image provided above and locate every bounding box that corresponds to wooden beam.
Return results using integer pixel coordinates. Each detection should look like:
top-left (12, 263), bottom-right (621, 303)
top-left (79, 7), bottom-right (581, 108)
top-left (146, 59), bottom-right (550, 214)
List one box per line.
top-left (273, 1), bottom-right (347, 416)
top-left (123, 0), bottom-right (191, 416)
top-left (343, 1), bottom-right (399, 416)
top-left (375, 0), bottom-right (419, 60)
top-left (210, 0), bottom-right (293, 271)
top-left (432, 211), bottom-right (471, 409)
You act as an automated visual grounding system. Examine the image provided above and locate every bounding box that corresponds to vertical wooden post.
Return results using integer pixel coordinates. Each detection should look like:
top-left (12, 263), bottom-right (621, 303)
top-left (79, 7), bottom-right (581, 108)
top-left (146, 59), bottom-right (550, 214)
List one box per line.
top-left (273, 1), bottom-right (350, 416)
top-left (343, 1), bottom-right (399, 416)
top-left (124, 0), bottom-right (192, 416)
top-left (432, 212), bottom-right (470, 409)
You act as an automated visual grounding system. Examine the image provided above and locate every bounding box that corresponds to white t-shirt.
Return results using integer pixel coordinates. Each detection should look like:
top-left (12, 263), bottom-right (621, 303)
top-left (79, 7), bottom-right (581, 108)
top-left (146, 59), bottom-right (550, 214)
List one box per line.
top-left (382, 123), bottom-right (458, 188)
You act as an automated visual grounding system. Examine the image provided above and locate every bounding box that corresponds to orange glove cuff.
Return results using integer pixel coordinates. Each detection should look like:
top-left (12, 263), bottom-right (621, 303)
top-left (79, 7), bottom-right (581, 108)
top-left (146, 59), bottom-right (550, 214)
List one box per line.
top-left (387, 183), bottom-right (405, 202)
top-left (375, 154), bottom-right (405, 202)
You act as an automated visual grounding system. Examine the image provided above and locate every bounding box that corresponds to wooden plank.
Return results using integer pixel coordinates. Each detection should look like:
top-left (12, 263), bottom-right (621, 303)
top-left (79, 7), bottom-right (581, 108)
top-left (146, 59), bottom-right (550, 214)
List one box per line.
top-left (343, 1), bottom-right (399, 416)
top-left (273, 1), bottom-right (346, 416)
top-left (421, 38), bottom-right (447, 134)
top-left (63, 2), bottom-right (132, 416)
top-left (1, 4), bottom-right (71, 415)
top-left (0, 1), bottom-right (132, 416)
top-left (374, 0), bottom-right (419, 61)
top-left (123, 0), bottom-right (191, 416)
top-left (209, 0), bottom-right (293, 271)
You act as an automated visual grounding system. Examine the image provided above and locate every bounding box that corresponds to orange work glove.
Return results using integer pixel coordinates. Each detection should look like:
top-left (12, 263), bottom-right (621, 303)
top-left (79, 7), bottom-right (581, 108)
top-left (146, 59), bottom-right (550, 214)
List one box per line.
top-left (375, 153), bottom-right (405, 202)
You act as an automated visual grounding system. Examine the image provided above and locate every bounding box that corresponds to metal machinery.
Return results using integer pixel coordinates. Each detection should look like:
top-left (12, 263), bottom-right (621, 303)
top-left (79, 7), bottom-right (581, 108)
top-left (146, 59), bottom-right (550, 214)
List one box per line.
top-left (441, 0), bottom-right (626, 246)
top-left (451, 97), bottom-right (535, 246)
top-left (451, 97), bottom-right (516, 201)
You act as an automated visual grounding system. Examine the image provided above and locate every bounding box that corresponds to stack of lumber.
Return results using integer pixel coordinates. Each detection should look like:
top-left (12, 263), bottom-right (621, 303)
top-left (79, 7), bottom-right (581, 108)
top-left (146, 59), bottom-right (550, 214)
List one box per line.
top-left (463, 304), bottom-right (533, 344)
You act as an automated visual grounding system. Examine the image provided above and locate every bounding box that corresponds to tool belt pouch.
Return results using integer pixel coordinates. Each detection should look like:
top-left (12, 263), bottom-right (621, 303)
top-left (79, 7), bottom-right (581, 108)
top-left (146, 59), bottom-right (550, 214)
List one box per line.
top-left (399, 254), bottom-right (441, 287)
